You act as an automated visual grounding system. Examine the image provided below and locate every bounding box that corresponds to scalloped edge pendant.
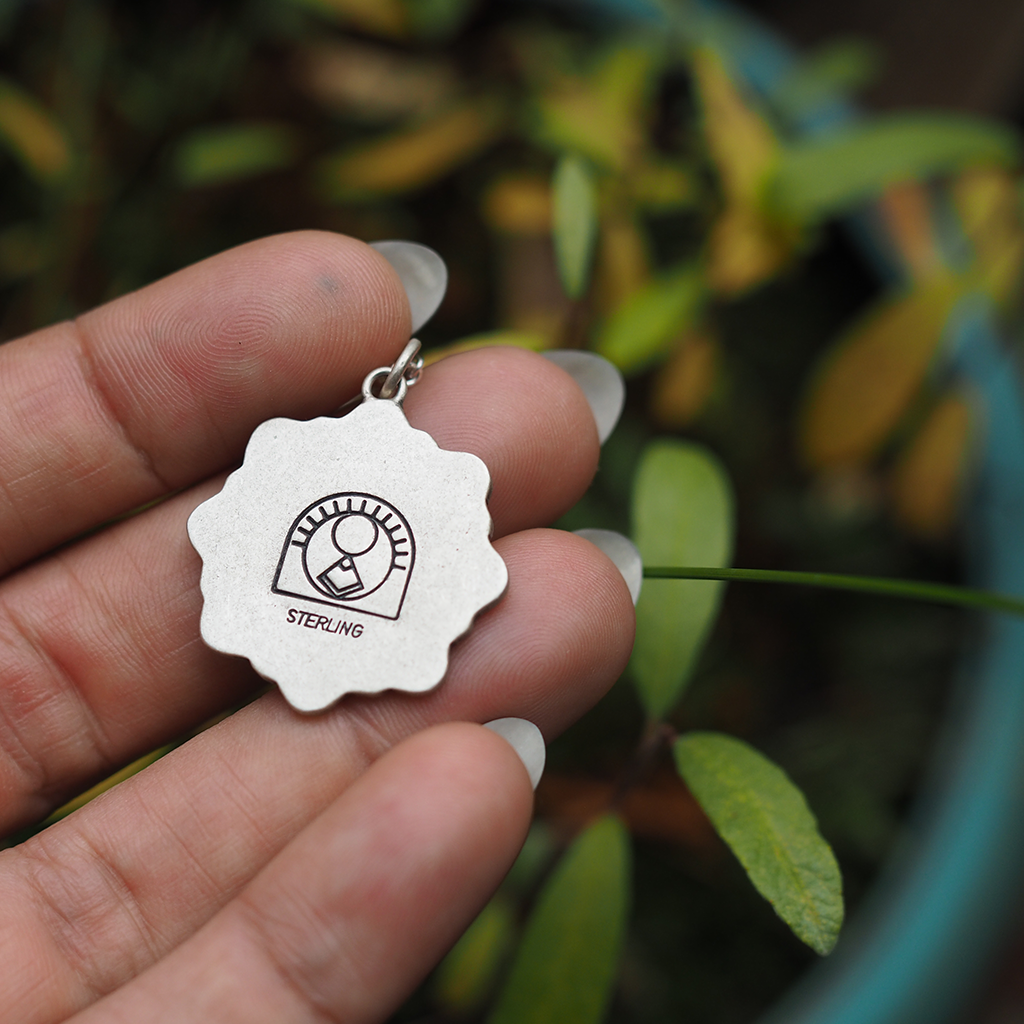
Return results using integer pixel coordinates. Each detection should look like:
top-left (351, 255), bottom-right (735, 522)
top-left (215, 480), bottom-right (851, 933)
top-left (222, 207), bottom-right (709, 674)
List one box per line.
top-left (187, 344), bottom-right (508, 712)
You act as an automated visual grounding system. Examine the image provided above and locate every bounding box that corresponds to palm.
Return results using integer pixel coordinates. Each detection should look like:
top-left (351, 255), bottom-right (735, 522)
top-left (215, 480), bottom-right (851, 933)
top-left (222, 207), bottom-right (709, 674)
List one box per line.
top-left (0, 232), bottom-right (633, 1023)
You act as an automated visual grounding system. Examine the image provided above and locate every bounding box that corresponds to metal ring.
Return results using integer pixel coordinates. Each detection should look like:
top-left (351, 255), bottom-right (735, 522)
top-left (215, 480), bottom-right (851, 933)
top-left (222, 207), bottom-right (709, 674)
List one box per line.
top-left (362, 366), bottom-right (408, 404)
top-left (380, 338), bottom-right (423, 400)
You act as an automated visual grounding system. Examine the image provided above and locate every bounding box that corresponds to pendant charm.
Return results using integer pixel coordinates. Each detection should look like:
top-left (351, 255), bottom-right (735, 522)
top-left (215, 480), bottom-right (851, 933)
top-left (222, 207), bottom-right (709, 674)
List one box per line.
top-left (187, 341), bottom-right (508, 712)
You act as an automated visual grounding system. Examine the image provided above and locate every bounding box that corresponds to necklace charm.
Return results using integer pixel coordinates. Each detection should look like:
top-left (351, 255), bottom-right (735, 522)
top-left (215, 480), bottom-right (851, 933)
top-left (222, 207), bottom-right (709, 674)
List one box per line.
top-left (188, 340), bottom-right (508, 712)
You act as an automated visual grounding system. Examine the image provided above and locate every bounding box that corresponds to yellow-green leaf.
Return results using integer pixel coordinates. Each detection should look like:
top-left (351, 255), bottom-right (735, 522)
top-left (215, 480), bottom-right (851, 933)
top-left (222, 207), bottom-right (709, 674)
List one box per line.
top-left (774, 114), bottom-right (1020, 223)
top-left (488, 816), bottom-right (630, 1024)
top-left (631, 442), bottom-right (734, 719)
top-left (890, 393), bottom-right (973, 540)
top-left (692, 49), bottom-right (778, 208)
top-left (315, 98), bottom-right (504, 200)
top-left (532, 44), bottom-right (655, 171)
top-left (173, 122), bottom-right (298, 188)
top-left (0, 78), bottom-right (70, 183)
top-left (434, 897), bottom-right (515, 1014)
top-left (674, 732), bottom-right (844, 955)
top-left (552, 153), bottom-right (598, 299)
top-left (595, 263), bottom-right (705, 375)
top-left (799, 277), bottom-right (961, 470)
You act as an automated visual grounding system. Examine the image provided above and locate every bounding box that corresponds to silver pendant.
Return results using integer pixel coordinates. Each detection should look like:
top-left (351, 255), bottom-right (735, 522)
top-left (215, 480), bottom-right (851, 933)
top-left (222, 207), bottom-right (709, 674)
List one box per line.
top-left (188, 341), bottom-right (508, 712)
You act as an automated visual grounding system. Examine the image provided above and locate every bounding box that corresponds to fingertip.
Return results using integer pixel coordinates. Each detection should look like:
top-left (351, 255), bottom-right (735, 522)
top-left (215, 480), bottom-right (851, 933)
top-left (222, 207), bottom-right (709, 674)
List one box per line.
top-left (406, 347), bottom-right (601, 536)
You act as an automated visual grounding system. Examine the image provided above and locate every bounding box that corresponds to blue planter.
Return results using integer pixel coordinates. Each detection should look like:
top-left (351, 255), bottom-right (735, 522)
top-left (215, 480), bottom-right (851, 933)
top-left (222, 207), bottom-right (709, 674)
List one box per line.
top-left (551, 0), bottom-right (1024, 1019)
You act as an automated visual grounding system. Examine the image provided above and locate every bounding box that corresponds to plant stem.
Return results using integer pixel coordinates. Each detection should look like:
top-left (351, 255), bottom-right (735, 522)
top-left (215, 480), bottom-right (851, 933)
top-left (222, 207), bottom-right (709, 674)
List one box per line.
top-left (643, 566), bottom-right (1024, 619)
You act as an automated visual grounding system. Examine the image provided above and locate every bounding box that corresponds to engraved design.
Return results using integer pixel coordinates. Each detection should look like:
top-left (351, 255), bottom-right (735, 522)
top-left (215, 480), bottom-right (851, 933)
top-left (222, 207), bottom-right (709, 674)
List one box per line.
top-left (187, 399), bottom-right (508, 712)
top-left (273, 493), bottom-right (414, 620)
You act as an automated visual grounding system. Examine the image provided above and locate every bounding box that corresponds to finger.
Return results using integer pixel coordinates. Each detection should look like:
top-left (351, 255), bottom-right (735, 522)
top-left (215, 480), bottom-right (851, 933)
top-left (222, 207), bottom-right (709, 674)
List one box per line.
top-left (0, 231), bottom-right (409, 576)
top-left (0, 530), bottom-right (632, 1024)
top-left (0, 347), bottom-right (599, 828)
top-left (67, 723), bottom-right (533, 1024)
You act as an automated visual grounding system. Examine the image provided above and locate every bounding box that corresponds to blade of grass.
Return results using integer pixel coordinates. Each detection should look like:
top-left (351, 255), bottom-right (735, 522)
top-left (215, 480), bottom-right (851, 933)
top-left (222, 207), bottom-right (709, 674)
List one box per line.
top-left (643, 566), bottom-right (1024, 618)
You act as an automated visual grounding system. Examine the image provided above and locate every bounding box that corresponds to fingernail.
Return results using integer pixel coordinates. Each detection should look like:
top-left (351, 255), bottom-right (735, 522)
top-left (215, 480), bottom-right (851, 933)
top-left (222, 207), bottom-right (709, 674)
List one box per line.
top-left (483, 717), bottom-right (546, 790)
top-left (541, 350), bottom-right (625, 444)
top-left (370, 240), bottom-right (448, 333)
top-left (573, 528), bottom-right (643, 605)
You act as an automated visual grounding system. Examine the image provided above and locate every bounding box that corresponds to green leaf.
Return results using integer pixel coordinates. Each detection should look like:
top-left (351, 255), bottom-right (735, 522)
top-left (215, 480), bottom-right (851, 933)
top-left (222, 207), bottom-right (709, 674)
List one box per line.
top-left (674, 732), bottom-right (844, 955)
top-left (488, 816), bottom-right (630, 1024)
top-left (405, 0), bottom-right (477, 40)
top-left (595, 263), bottom-right (705, 375)
top-left (630, 441), bottom-right (734, 718)
top-left (434, 896), bottom-right (515, 1014)
top-left (553, 153), bottom-right (598, 299)
top-left (773, 114), bottom-right (1020, 222)
top-left (172, 122), bottom-right (298, 188)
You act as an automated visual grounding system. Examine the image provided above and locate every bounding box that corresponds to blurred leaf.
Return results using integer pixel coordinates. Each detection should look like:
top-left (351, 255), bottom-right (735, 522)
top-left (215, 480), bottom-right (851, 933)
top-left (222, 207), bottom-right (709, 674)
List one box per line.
top-left (953, 168), bottom-right (1024, 303)
top-left (483, 174), bottom-right (552, 235)
top-left (674, 732), bottom-right (844, 955)
top-left (593, 213), bottom-right (651, 315)
top-left (630, 442), bottom-right (734, 719)
top-left (595, 263), bottom-right (705, 375)
top-left (651, 331), bottom-right (718, 428)
top-left (707, 205), bottom-right (793, 295)
top-left (405, 0), bottom-right (477, 40)
top-left (0, 77), bottom-right (70, 182)
top-left (772, 38), bottom-right (880, 119)
top-left (799, 277), bottom-right (961, 470)
top-left (532, 44), bottom-right (656, 170)
top-left (630, 159), bottom-right (697, 210)
top-left (553, 153), bottom-right (598, 299)
top-left (877, 181), bottom-right (943, 283)
top-left (890, 393), bottom-right (973, 540)
top-left (692, 49), bottom-right (778, 208)
top-left (691, 51), bottom-right (792, 294)
top-left (296, 41), bottom-right (456, 122)
top-left (315, 98), bottom-right (505, 200)
top-left (283, 0), bottom-right (408, 37)
top-left (488, 816), bottom-right (630, 1024)
top-left (424, 329), bottom-right (549, 366)
top-left (435, 897), bottom-right (515, 1014)
top-left (172, 122), bottom-right (298, 188)
top-left (774, 115), bottom-right (1021, 223)
top-left (0, 222), bottom-right (45, 281)
top-left (502, 820), bottom-right (558, 893)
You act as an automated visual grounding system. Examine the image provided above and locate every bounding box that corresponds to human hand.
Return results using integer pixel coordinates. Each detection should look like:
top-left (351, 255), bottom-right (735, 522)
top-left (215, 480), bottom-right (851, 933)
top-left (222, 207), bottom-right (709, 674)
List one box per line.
top-left (0, 232), bottom-right (635, 1023)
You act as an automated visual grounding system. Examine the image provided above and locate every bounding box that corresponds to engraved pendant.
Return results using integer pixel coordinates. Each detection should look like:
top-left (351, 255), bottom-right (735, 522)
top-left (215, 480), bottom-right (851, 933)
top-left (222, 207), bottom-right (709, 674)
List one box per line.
top-left (187, 341), bottom-right (508, 712)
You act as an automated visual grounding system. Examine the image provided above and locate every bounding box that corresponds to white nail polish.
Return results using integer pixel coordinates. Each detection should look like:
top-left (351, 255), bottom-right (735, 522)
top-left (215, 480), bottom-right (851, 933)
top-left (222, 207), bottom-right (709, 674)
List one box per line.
top-left (542, 350), bottom-right (625, 445)
top-left (370, 240), bottom-right (448, 334)
top-left (483, 717), bottom-right (546, 790)
top-left (573, 528), bottom-right (643, 605)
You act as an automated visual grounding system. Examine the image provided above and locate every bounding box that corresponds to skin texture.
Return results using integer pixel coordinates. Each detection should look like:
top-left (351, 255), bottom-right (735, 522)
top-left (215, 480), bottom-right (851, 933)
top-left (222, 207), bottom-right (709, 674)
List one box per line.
top-left (0, 231), bottom-right (635, 1024)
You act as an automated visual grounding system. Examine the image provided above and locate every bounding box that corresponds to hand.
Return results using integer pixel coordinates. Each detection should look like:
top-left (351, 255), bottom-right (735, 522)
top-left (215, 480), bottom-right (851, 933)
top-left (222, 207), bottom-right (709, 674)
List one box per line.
top-left (0, 232), bottom-right (634, 1023)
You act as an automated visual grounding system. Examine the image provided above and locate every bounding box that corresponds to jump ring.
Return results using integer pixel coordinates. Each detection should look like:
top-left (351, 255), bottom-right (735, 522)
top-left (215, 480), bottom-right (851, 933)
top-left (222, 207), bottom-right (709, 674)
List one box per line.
top-left (380, 338), bottom-right (423, 400)
top-left (362, 367), bottom-right (408, 404)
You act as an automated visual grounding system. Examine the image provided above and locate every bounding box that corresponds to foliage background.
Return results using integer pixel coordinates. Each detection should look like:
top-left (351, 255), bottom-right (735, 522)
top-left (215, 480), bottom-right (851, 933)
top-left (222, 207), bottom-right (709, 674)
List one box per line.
top-left (3, 0), bottom-right (1024, 1021)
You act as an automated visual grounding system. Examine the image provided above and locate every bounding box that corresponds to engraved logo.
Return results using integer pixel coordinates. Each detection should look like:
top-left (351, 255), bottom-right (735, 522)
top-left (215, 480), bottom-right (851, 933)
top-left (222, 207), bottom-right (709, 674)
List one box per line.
top-left (272, 493), bottom-right (415, 620)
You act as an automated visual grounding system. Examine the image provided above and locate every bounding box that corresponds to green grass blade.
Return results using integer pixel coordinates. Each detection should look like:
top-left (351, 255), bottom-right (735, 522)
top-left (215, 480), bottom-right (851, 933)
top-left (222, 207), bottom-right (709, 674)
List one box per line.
top-left (642, 565), bottom-right (1024, 618)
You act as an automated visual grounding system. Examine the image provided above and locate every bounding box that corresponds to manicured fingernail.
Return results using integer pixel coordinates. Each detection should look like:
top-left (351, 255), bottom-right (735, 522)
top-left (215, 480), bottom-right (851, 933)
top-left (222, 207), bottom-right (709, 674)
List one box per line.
top-left (573, 528), bottom-right (642, 605)
top-left (542, 350), bottom-right (625, 444)
top-left (483, 717), bottom-right (546, 789)
top-left (369, 240), bottom-right (448, 333)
